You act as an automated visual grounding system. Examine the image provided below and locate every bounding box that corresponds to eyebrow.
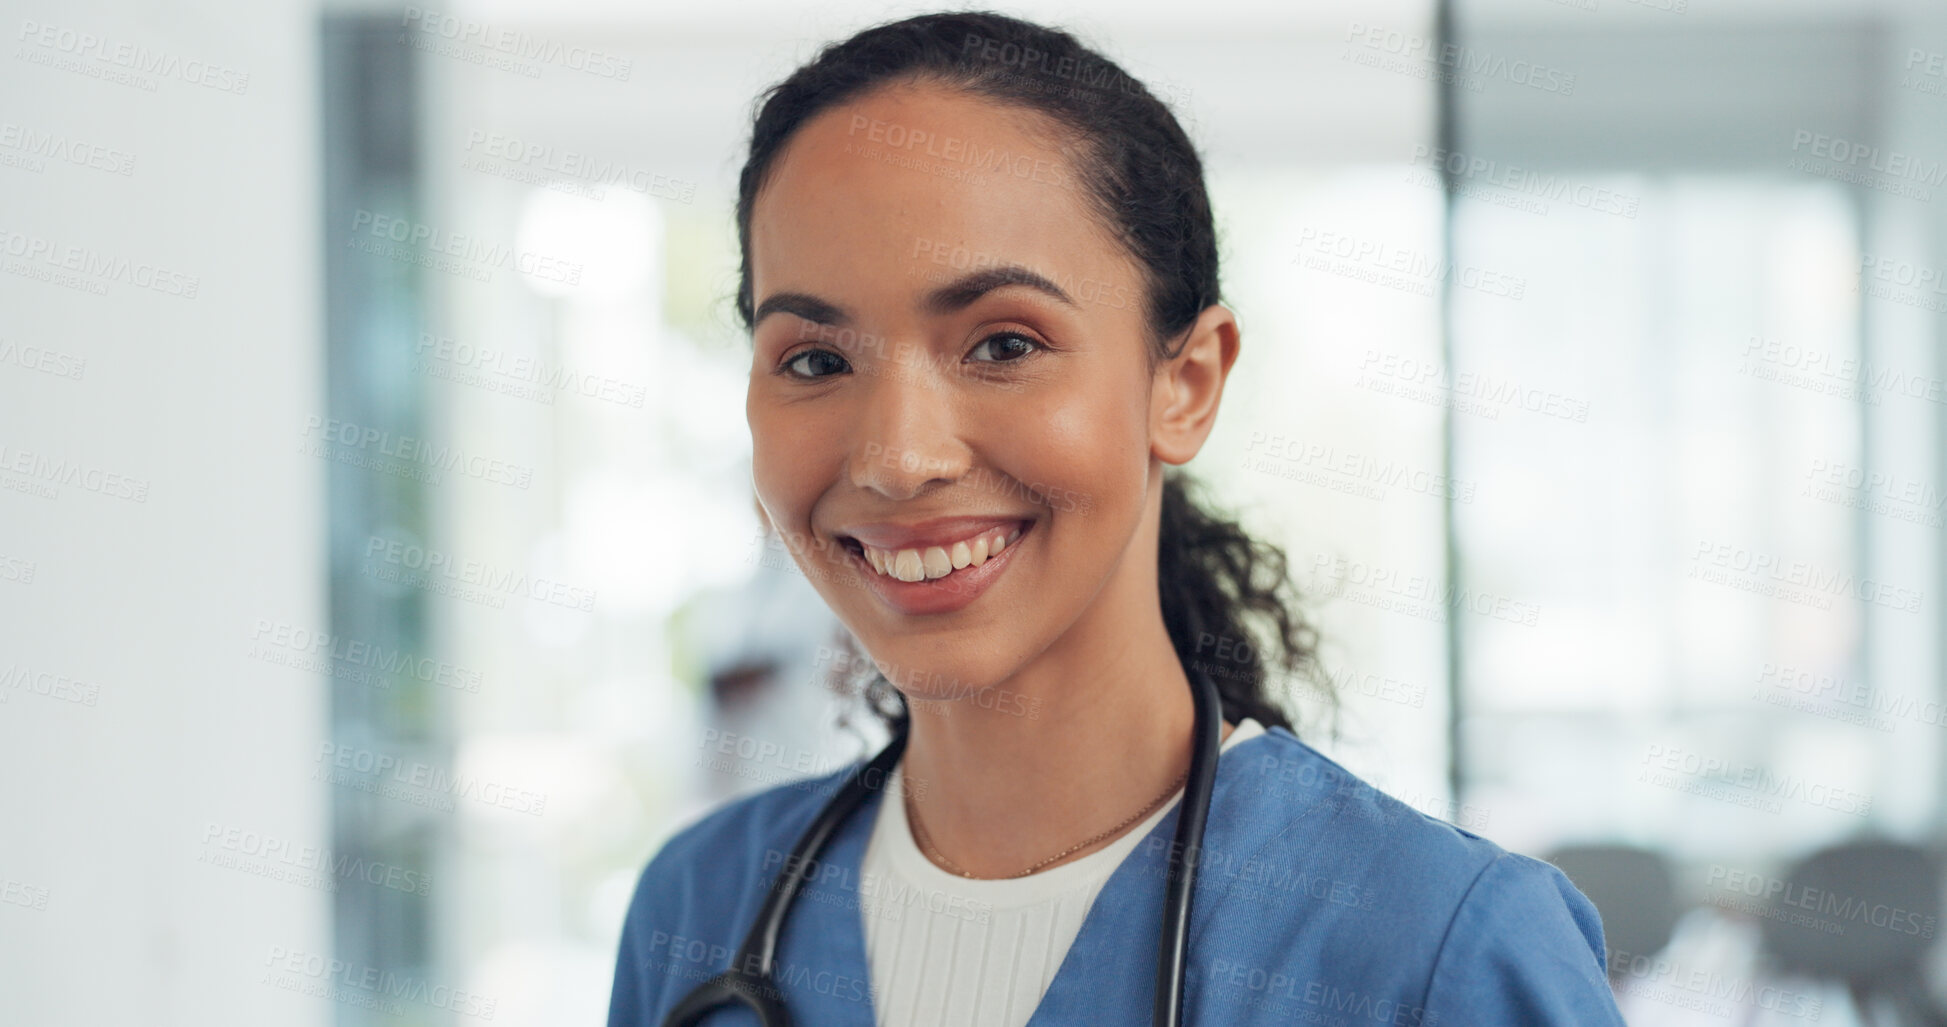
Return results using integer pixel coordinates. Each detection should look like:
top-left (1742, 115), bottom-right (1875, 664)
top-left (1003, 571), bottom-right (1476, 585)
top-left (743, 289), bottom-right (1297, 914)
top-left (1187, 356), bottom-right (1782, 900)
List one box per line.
top-left (751, 264), bottom-right (1079, 329)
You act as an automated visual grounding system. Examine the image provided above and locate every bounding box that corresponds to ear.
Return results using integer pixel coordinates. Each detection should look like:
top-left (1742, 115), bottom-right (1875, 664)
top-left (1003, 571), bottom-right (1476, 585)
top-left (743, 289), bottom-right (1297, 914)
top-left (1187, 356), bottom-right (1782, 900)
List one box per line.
top-left (1150, 304), bottom-right (1241, 466)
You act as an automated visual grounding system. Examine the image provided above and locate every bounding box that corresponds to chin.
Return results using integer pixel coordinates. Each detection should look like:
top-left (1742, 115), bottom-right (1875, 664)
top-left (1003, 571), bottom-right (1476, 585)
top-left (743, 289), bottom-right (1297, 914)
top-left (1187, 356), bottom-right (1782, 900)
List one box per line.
top-left (858, 648), bottom-right (1013, 707)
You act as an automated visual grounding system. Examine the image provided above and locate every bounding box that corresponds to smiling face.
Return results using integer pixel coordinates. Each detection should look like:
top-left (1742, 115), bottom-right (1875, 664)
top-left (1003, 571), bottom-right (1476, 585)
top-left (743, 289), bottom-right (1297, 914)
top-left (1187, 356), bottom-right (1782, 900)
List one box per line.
top-left (745, 78), bottom-right (1169, 702)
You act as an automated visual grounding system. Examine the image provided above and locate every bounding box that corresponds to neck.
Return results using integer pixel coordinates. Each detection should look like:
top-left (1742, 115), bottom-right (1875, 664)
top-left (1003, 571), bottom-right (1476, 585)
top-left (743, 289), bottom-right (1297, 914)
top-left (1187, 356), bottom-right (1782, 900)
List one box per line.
top-left (898, 569), bottom-right (1234, 879)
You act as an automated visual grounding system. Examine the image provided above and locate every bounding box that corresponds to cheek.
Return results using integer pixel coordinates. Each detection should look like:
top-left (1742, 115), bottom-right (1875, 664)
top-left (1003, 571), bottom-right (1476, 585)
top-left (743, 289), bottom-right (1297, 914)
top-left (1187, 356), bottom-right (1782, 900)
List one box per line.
top-left (748, 403), bottom-right (822, 526)
top-left (1031, 373), bottom-right (1151, 505)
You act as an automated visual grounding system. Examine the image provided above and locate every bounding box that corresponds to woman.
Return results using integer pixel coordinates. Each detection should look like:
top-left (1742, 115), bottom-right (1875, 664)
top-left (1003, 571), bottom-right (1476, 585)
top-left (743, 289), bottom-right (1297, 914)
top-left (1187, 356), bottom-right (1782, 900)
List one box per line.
top-left (608, 10), bottom-right (1625, 1026)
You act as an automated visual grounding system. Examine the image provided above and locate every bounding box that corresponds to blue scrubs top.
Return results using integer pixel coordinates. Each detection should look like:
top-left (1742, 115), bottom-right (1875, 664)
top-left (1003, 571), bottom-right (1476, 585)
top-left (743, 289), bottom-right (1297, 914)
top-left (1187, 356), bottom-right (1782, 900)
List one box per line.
top-left (608, 724), bottom-right (1626, 1026)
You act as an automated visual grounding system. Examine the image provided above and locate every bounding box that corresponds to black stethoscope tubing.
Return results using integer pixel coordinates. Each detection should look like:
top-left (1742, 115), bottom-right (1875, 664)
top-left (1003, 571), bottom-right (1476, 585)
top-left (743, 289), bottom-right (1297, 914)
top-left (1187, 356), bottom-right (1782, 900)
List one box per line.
top-left (660, 665), bottom-right (1224, 1027)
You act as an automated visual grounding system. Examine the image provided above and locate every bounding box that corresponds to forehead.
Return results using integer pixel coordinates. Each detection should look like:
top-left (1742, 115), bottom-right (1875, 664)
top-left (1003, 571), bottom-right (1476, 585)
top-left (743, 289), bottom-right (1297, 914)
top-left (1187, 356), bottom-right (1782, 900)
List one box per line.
top-left (748, 80), bottom-right (1129, 314)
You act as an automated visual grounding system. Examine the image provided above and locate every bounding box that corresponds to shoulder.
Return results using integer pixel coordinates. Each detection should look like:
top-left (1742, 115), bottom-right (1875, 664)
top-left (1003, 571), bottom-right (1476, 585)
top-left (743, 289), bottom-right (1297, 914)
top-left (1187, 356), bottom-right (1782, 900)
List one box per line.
top-left (605, 760), bottom-right (870, 1026)
top-left (1421, 849), bottom-right (1622, 1022)
top-left (629, 761), bottom-right (864, 926)
top-left (1224, 725), bottom-right (1513, 900)
top-left (1199, 728), bottom-right (1621, 1023)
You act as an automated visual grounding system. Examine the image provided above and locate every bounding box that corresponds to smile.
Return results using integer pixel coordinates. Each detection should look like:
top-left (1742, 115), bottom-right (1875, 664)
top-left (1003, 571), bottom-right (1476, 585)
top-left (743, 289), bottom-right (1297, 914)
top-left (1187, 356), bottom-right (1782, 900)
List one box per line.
top-left (833, 517), bottom-right (1036, 616)
top-left (858, 523), bottom-right (1023, 582)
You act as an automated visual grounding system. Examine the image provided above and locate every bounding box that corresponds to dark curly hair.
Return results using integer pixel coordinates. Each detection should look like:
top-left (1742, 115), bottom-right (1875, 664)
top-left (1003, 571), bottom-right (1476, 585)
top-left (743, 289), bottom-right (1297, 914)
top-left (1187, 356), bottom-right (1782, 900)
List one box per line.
top-left (733, 10), bottom-right (1334, 739)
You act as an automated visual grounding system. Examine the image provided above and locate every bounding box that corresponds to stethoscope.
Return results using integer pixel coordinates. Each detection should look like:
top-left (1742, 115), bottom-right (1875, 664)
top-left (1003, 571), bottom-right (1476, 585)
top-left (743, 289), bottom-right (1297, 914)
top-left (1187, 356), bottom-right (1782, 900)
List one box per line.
top-left (659, 664), bottom-right (1226, 1027)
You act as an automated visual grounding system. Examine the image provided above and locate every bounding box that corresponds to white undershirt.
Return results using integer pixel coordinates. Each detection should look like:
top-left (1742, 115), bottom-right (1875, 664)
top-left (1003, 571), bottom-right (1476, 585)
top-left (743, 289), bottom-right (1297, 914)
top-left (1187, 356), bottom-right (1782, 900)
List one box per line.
top-left (858, 718), bottom-right (1267, 1027)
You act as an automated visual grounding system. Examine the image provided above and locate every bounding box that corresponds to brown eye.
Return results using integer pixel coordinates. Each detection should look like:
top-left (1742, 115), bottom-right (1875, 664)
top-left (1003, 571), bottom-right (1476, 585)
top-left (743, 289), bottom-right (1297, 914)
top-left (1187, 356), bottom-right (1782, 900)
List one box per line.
top-left (967, 331), bottom-right (1045, 364)
top-left (783, 348), bottom-right (850, 379)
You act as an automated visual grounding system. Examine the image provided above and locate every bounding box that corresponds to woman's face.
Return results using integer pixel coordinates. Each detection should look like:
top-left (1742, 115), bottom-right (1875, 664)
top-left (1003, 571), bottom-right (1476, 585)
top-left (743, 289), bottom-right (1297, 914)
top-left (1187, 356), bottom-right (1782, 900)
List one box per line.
top-left (745, 80), bottom-right (1164, 701)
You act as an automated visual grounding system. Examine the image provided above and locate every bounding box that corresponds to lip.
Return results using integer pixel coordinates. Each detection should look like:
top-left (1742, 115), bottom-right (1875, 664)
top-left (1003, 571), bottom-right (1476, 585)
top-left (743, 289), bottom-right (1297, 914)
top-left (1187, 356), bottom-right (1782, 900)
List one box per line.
top-left (839, 517), bottom-right (1035, 617)
top-left (836, 515), bottom-right (1032, 552)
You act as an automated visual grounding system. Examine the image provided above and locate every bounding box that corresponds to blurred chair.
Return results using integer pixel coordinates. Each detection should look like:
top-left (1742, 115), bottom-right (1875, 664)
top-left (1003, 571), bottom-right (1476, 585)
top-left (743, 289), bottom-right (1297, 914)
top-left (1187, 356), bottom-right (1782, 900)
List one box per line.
top-left (1548, 844), bottom-right (1683, 979)
top-left (1758, 841), bottom-right (1945, 1027)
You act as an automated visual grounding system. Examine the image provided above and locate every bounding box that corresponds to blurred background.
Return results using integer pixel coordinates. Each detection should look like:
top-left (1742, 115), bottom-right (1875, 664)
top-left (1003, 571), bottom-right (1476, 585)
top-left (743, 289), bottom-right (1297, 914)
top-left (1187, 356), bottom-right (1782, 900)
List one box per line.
top-left (3, 0), bottom-right (1945, 1023)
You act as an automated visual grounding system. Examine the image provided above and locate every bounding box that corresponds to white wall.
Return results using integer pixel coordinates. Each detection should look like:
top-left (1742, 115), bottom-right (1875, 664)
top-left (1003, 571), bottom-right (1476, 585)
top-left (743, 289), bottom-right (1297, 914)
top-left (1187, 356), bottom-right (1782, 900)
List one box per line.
top-left (0, 0), bottom-right (328, 1022)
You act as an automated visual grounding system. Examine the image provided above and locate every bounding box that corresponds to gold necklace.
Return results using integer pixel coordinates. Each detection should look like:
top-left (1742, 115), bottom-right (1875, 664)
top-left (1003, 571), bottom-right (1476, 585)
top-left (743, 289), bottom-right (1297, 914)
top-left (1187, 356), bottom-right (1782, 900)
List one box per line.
top-left (903, 766), bottom-right (1191, 879)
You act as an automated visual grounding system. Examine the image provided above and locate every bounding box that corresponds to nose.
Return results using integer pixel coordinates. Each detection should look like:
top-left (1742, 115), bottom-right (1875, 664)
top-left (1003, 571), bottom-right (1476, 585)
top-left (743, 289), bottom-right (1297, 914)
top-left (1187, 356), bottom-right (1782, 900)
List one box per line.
top-left (848, 369), bottom-right (972, 500)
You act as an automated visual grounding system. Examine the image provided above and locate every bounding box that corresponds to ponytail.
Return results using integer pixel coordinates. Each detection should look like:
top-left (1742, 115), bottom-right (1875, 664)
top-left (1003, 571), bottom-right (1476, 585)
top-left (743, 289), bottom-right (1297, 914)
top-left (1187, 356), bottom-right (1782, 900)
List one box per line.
top-left (1158, 469), bottom-right (1329, 736)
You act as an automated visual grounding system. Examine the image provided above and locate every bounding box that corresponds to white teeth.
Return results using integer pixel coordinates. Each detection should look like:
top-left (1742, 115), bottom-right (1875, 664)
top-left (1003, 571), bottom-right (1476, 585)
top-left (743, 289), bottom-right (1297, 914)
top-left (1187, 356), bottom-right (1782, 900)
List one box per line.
top-left (858, 523), bottom-right (1028, 581)
top-left (892, 549), bottom-right (925, 582)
